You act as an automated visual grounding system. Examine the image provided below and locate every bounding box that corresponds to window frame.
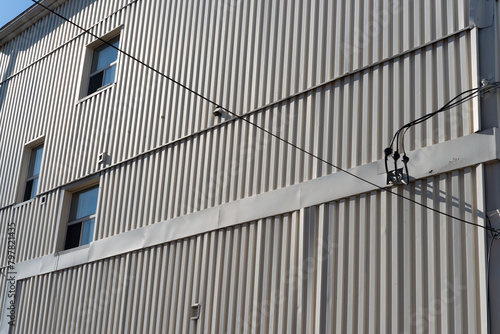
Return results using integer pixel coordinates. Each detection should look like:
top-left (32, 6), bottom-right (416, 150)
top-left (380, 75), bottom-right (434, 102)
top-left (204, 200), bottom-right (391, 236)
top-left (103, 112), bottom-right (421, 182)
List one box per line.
top-left (17, 137), bottom-right (44, 204)
top-left (77, 26), bottom-right (123, 102)
top-left (64, 185), bottom-right (99, 250)
top-left (55, 177), bottom-right (100, 252)
top-left (23, 144), bottom-right (43, 202)
top-left (87, 36), bottom-right (120, 95)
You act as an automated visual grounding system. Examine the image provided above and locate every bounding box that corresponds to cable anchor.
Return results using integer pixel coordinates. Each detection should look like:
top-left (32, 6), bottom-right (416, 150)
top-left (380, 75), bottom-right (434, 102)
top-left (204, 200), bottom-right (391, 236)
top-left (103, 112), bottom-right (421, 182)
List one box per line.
top-left (384, 148), bottom-right (410, 185)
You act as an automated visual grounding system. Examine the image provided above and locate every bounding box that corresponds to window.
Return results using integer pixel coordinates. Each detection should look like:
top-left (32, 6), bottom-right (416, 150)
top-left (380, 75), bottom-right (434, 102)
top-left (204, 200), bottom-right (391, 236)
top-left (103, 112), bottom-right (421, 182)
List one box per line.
top-left (87, 36), bottom-right (119, 95)
top-left (64, 186), bottom-right (98, 250)
top-left (23, 144), bottom-right (43, 201)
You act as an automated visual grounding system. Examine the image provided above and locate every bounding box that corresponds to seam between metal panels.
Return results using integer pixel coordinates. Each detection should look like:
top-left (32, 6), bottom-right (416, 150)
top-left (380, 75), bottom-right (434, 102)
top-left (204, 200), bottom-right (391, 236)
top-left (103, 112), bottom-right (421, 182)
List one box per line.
top-left (0, 25), bottom-right (476, 212)
top-left (0, 0), bottom-right (140, 87)
top-left (246, 25), bottom-right (475, 116)
top-left (12, 130), bottom-right (494, 280)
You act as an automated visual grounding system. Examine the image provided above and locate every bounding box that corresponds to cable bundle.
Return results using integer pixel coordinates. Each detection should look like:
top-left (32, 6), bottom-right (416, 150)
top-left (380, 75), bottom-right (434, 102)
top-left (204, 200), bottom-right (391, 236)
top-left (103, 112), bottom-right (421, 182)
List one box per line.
top-left (384, 80), bottom-right (500, 185)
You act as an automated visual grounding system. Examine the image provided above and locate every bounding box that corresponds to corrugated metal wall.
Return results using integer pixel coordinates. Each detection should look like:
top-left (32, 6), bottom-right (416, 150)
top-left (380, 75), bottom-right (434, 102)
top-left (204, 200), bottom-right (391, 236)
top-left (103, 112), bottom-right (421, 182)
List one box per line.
top-left (10, 167), bottom-right (487, 334)
top-left (2, 34), bottom-right (479, 257)
top-left (0, 267), bottom-right (8, 321)
top-left (0, 0), bottom-right (490, 332)
top-left (0, 0), bottom-right (474, 207)
top-left (95, 31), bottom-right (478, 240)
top-left (0, 191), bottom-right (61, 264)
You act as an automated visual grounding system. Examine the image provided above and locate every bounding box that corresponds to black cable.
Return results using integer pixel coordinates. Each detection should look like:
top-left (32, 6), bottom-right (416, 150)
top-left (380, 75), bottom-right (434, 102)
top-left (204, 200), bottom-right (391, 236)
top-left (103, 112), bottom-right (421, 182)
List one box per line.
top-left (400, 88), bottom-right (486, 155)
top-left (389, 87), bottom-right (483, 150)
top-left (486, 215), bottom-right (500, 334)
top-left (395, 83), bottom-right (500, 155)
top-left (390, 87), bottom-right (483, 148)
top-left (387, 83), bottom-right (499, 189)
top-left (31, 0), bottom-right (216, 109)
top-left (0, 0), bottom-right (141, 88)
top-left (488, 236), bottom-right (494, 334)
top-left (31, 0), bottom-right (500, 234)
top-left (385, 86), bottom-right (494, 191)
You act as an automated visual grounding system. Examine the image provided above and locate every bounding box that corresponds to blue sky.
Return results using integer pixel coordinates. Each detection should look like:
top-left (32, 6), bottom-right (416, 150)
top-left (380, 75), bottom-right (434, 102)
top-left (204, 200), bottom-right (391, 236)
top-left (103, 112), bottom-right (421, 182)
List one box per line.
top-left (0, 0), bottom-right (33, 28)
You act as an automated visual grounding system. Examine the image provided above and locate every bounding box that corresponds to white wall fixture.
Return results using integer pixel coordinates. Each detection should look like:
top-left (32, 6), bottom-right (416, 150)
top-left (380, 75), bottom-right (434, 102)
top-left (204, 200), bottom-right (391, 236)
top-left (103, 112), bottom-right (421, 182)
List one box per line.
top-left (190, 303), bottom-right (201, 321)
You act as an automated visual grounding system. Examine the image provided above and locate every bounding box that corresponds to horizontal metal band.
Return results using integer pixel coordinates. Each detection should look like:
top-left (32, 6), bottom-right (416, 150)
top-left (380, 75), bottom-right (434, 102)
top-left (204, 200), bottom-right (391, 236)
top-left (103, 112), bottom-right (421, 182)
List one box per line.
top-left (14, 127), bottom-right (500, 280)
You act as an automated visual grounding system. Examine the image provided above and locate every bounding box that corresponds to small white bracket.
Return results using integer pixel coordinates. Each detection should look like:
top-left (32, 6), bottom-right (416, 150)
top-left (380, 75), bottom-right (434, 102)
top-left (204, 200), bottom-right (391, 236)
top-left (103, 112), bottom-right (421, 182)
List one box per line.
top-left (213, 107), bottom-right (223, 117)
top-left (98, 152), bottom-right (109, 166)
top-left (190, 303), bottom-right (201, 320)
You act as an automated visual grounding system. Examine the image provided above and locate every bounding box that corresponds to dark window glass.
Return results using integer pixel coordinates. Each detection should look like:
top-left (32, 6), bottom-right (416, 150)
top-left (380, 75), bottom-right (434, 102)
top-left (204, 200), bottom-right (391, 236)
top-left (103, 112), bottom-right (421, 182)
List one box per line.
top-left (88, 72), bottom-right (104, 95)
top-left (65, 223), bottom-right (82, 250)
top-left (23, 180), bottom-right (33, 202)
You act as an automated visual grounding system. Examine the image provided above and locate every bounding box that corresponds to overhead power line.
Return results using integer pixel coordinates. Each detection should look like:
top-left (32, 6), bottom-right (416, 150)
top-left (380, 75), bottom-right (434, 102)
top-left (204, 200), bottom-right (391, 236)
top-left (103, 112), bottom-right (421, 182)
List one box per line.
top-left (30, 0), bottom-right (499, 234)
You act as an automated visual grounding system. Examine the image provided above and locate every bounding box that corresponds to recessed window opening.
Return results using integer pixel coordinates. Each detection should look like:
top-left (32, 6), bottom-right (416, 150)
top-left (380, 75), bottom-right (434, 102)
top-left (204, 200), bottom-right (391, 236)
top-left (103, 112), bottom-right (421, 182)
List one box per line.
top-left (87, 36), bottom-right (119, 95)
top-left (64, 185), bottom-right (99, 250)
top-left (23, 144), bottom-right (43, 201)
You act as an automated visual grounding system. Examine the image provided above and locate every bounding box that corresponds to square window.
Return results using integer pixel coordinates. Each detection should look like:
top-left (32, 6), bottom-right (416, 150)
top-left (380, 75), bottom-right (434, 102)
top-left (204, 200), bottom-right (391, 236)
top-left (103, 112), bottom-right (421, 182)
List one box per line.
top-left (23, 144), bottom-right (43, 201)
top-left (87, 36), bottom-right (119, 95)
top-left (64, 186), bottom-right (99, 250)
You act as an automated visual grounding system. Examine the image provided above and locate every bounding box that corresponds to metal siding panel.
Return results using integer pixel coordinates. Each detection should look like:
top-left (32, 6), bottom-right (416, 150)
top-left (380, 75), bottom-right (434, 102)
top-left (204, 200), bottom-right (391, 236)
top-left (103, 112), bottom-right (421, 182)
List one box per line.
top-left (0, 0), bottom-right (475, 205)
top-left (0, 270), bottom-right (7, 327)
top-left (43, 33), bottom-right (468, 243)
top-left (9, 167), bottom-right (487, 333)
top-left (0, 0), bottom-right (491, 332)
top-left (13, 168), bottom-right (484, 332)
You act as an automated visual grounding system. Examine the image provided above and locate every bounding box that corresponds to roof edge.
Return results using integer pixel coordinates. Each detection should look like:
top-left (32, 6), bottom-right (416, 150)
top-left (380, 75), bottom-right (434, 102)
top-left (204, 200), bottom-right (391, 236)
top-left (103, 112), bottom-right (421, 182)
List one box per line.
top-left (0, 0), bottom-right (68, 47)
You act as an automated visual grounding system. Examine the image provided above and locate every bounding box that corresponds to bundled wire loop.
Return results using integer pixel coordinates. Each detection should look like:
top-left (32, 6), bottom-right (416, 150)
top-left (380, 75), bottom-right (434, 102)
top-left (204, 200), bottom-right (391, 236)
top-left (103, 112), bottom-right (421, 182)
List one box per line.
top-left (385, 80), bottom-right (500, 185)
